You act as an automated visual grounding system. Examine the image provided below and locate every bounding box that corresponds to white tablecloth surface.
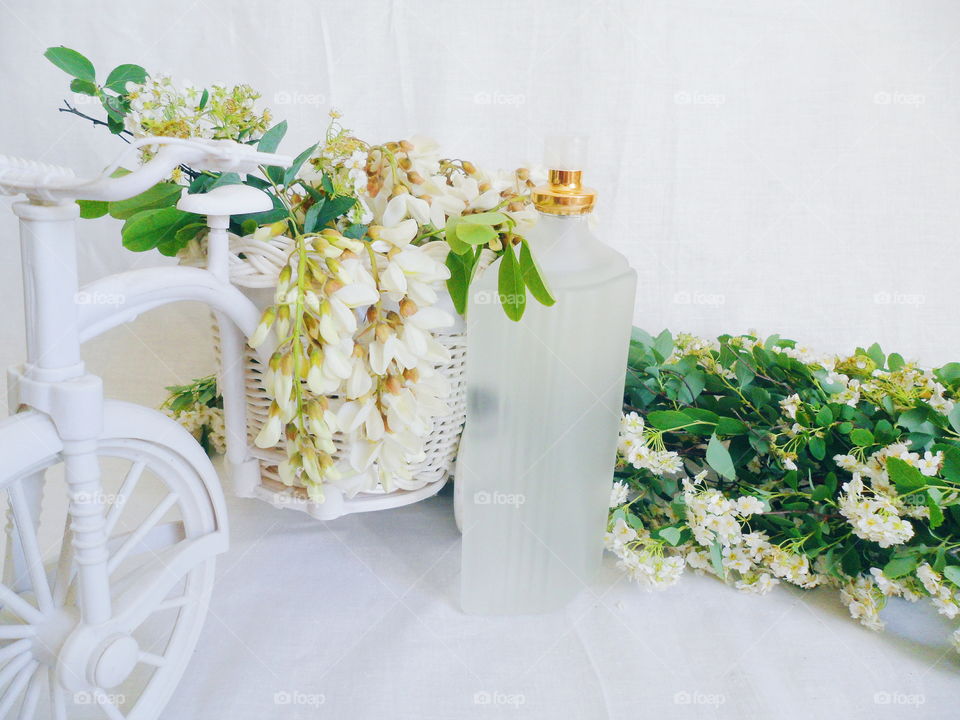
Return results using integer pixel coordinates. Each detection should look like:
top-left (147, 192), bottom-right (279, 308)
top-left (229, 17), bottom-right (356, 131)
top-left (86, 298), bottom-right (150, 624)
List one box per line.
top-left (6, 306), bottom-right (960, 720)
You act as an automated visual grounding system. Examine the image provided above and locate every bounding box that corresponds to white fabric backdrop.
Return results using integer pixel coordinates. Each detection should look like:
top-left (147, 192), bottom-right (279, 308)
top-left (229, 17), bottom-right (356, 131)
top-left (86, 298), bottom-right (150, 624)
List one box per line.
top-left (3, 0), bottom-right (960, 369)
top-left (2, 3), bottom-right (960, 718)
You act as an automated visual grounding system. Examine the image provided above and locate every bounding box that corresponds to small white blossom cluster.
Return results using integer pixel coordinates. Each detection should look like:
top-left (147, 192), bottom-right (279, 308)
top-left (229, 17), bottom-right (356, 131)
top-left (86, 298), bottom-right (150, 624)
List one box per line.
top-left (916, 564), bottom-right (960, 620)
top-left (124, 75), bottom-right (271, 144)
top-left (603, 518), bottom-right (686, 590)
top-left (617, 412), bottom-right (684, 475)
top-left (164, 404), bottom-right (226, 455)
top-left (834, 442), bottom-right (942, 488)
top-left (839, 575), bottom-right (887, 631)
top-left (837, 473), bottom-right (914, 548)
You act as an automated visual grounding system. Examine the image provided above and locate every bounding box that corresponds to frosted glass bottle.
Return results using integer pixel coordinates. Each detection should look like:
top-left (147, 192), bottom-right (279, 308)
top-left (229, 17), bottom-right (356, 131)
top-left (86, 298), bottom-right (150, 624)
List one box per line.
top-left (459, 162), bottom-right (637, 614)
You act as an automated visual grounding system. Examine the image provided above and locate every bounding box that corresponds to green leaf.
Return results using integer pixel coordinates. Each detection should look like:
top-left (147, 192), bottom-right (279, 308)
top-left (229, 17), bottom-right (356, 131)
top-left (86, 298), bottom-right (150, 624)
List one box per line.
top-left (943, 566), bottom-right (960, 588)
top-left (497, 245), bottom-right (525, 321)
top-left (884, 554), bottom-right (919, 579)
top-left (257, 120), bottom-right (288, 153)
top-left (444, 218), bottom-right (469, 255)
top-left (461, 211), bottom-right (508, 226)
top-left (709, 541), bottom-right (724, 577)
top-left (518, 239), bottom-right (555, 307)
top-left (645, 410), bottom-right (693, 431)
top-left (808, 435), bottom-right (826, 461)
top-left (939, 445), bottom-right (960, 482)
top-left (815, 406), bottom-right (833, 426)
top-left (344, 223), bottom-right (368, 240)
top-left (888, 353), bottom-right (905, 371)
top-left (77, 199), bottom-right (108, 219)
top-left (811, 485), bottom-right (833, 502)
top-left (658, 526), bottom-right (682, 546)
top-left (652, 330), bottom-right (673, 362)
top-left (283, 143), bottom-right (319, 187)
top-left (849, 428), bottom-right (874, 447)
top-left (948, 406), bottom-right (960, 435)
top-left (866, 342), bottom-right (885, 369)
top-left (44, 46), bottom-right (95, 82)
top-left (734, 361), bottom-right (755, 388)
top-left (198, 88), bottom-right (209, 110)
top-left (456, 222), bottom-right (497, 247)
top-left (100, 95), bottom-right (125, 123)
top-left (303, 200), bottom-right (324, 234)
top-left (716, 416), bottom-right (748, 436)
top-left (104, 64), bottom-right (147, 93)
top-left (886, 457), bottom-right (926, 494)
top-left (312, 194), bottom-right (355, 228)
top-left (706, 434), bottom-right (736, 480)
top-left (936, 362), bottom-right (960, 385)
top-left (927, 488), bottom-right (945, 529)
top-left (121, 207), bottom-right (199, 252)
top-left (69, 78), bottom-right (97, 96)
top-left (445, 251), bottom-right (470, 315)
top-left (108, 182), bottom-right (183, 220)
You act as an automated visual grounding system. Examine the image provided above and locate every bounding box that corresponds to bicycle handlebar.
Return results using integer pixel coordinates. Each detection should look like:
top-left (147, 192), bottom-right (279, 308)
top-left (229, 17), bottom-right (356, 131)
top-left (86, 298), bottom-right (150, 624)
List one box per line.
top-left (0, 136), bottom-right (293, 204)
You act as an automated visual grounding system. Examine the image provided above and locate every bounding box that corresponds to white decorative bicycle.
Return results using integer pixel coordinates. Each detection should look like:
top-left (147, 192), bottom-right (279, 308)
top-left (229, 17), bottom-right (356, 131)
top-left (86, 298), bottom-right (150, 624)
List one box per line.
top-left (0, 138), bottom-right (291, 718)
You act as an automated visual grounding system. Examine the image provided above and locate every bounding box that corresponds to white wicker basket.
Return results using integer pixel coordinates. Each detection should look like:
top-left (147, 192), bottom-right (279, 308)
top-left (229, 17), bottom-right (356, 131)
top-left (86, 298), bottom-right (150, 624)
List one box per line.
top-left (207, 233), bottom-right (467, 519)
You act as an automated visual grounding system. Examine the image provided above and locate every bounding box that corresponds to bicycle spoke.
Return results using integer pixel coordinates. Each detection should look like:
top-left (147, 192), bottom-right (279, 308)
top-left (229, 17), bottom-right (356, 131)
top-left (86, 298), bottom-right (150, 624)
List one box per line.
top-left (0, 584), bottom-right (42, 625)
top-left (104, 461), bottom-right (146, 537)
top-left (51, 514), bottom-right (73, 608)
top-left (0, 626), bottom-right (35, 641)
top-left (0, 659), bottom-right (36, 718)
top-left (8, 482), bottom-right (53, 612)
top-left (0, 639), bottom-right (31, 666)
top-left (14, 664), bottom-right (41, 720)
top-left (48, 667), bottom-right (66, 720)
top-left (107, 493), bottom-right (179, 575)
top-left (0, 653), bottom-right (32, 695)
top-left (138, 651), bottom-right (165, 668)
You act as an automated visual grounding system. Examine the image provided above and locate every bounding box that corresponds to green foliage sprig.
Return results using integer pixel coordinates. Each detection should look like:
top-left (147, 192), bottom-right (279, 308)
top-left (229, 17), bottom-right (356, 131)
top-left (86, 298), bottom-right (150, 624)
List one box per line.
top-left (611, 329), bottom-right (960, 648)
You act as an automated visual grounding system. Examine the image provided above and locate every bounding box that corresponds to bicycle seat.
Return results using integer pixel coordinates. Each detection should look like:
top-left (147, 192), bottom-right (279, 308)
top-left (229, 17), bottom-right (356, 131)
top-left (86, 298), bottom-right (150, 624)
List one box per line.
top-left (177, 184), bottom-right (274, 216)
top-left (0, 155), bottom-right (77, 199)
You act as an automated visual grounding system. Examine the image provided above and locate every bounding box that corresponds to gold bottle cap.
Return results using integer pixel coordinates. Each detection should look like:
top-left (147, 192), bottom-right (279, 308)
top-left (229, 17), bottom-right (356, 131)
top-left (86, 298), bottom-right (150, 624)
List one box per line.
top-left (532, 169), bottom-right (597, 216)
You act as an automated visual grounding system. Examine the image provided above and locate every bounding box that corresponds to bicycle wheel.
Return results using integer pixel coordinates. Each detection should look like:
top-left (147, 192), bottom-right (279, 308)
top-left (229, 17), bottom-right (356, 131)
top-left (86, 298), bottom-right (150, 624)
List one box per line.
top-left (0, 407), bottom-right (226, 720)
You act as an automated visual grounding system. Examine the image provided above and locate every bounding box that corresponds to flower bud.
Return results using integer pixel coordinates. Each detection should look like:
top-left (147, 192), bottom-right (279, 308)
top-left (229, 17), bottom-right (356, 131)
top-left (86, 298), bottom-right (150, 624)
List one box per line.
top-left (276, 305), bottom-right (291, 339)
top-left (304, 290), bottom-right (321, 314)
top-left (366, 306), bottom-right (378, 323)
top-left (407, 171), bottom-right (424, 185)
top-left (462, 161), bottom-right (477, 175)
top-left (399, 298), bottom-right (418, 317)
top-left (277, 265), bottom-right (293, 296)
top-left (324, 278), bottom-right (344, 295)
top-left (403, 368), bottom-right (420, 383)
top-left (399, 140), bottom-right (414, 152)
top-left (375, 324), bottom-right (391, 343)
top-left (248, 306), bottom-right (276, 348)
top-left (478, 181), bottom-right (491, 193)
top-left (399, 157), bottom-right (412, 171)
